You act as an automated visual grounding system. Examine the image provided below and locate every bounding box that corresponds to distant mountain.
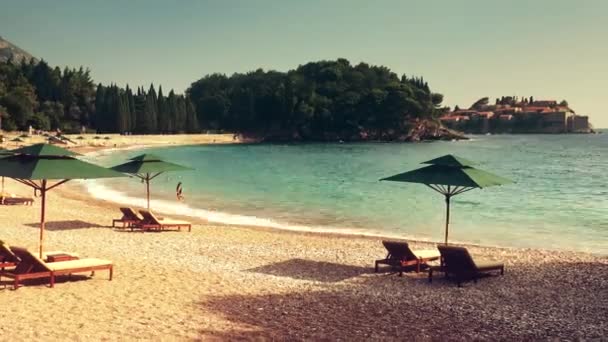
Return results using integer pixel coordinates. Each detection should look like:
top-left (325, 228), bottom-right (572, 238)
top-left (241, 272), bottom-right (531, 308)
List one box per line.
top-left (0, 36), bottom-right (37, 63)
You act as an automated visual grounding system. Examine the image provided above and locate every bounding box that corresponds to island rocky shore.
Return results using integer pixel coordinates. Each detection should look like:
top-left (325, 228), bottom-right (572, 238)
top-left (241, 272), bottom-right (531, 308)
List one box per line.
top-left (255, 119), bottom-right (467, 143)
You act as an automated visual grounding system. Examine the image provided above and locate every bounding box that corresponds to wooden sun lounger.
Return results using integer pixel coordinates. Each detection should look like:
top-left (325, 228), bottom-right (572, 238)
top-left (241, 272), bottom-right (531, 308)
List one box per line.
top-left (138, 210), bottom-right (192, 232)
top-left (375, 240), bottom-right (441, 276)
top-left (2, 241), bottom-right (79, 267)
top-left (0, 243), bottom-right (19, 270)
top-left (431, 245), bottom-right (504, 287)
top-left (112, 207), bottom-right (143, 228)
top-left (0, 194), bottom-right (34, 205)
top-left (0, 247), bottom-right (112, 289)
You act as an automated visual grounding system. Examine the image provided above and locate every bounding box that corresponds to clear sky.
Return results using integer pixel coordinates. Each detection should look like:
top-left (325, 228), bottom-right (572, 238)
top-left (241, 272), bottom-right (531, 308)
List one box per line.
top-left (1, 0), bottom-right (606, 127)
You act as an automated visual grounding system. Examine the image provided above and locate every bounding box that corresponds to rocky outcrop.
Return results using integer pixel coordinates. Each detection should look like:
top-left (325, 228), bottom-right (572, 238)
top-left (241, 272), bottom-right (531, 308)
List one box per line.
top-left (400, 119), bottom-right (467, 142)
top-left (247, 119), bottom-right (467, 143)
top-left (0, 36), bottom-right (37, 64)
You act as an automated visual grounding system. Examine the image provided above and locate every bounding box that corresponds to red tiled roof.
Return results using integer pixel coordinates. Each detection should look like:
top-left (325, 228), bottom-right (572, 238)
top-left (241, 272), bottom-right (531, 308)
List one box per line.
top-left (523, 106), bottom-right (552, 112)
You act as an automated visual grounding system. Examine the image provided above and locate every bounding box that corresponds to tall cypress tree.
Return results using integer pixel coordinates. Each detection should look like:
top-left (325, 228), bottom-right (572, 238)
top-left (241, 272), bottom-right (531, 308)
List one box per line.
top-left (93, 84), bottom-right (106, 132)
top-left (176, 95), bottom-right (187, 133)
top-left (125, 85), bottom-right (136, 133)
top-left (185, 97), bottom-right (199, 133)
top-left (134, 89), bottom-right (146, 133)
top-left (157, 86), bottom-right (169, 133)
top-left (166, 90), bottom-right (178, 133)
top-left (146, 84), bottom-right (158, 133)
top-left (117, 89), bottom-right (133, 134)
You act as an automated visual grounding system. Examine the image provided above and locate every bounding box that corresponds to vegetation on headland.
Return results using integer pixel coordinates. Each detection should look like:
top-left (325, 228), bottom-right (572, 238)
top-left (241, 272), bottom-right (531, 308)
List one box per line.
top-left (0, 37), bottom-right (461, 141)
top-left (188, 59), bottom-right (454, 141)
top-left (0, 58), bottom-right (199, 134)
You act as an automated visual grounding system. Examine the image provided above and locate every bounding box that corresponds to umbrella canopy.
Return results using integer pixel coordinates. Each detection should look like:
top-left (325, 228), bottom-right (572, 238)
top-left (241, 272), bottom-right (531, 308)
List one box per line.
top-left (381, 154), bottom-right (512, 244)
top-left (111, 154), bottom-right (192, 209)
top-left (0, 143), bottom-right (125, 257)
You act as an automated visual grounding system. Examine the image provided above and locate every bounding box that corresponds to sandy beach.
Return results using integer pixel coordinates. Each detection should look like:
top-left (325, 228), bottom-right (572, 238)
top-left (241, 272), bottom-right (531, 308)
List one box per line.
top-left (0, 138), bottom-right (606, 341)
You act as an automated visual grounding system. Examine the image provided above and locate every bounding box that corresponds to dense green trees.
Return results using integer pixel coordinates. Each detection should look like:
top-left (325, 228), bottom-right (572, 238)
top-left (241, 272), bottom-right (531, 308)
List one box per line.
top-left (188, 59), bottom-right (444, 140)
top-left (2, 57), bottom-right (442, 140)
top-left (92, 83), bottom-right (199, 134)
top-left (0, 58), bottom-right (199, 134)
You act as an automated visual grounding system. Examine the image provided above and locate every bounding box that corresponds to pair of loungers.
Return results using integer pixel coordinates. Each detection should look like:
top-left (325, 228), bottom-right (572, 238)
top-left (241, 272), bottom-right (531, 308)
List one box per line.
top-left (375, 240), bottom-right (504, 287)
top-left (0, 193), bottom-right (34, 205)
top-left (113, 207), bottom-right (192, 232)
top-left (0, 243), bottom-right (112, 290)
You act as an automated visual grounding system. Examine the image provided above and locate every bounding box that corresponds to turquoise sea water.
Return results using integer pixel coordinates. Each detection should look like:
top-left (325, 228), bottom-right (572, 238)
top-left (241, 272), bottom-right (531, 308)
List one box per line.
top-left (87, 133), bottom-right (608, 255)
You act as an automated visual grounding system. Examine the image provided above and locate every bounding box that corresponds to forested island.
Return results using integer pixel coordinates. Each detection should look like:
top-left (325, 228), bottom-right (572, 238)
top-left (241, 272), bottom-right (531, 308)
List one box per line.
top-left (187, 59), bottom-right (462, 141)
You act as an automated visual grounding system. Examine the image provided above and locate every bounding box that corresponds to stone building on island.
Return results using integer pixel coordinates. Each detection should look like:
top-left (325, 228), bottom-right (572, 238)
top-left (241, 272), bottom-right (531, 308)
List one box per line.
top-left (440, 97), bottom-right (593, 134)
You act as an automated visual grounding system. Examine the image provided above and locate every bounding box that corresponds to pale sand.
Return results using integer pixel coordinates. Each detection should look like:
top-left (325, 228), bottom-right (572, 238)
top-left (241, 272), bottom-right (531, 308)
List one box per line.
top-left (0, 140), bottom-right (607, 341)
top-left (0, 132), bottom-right (243, 152)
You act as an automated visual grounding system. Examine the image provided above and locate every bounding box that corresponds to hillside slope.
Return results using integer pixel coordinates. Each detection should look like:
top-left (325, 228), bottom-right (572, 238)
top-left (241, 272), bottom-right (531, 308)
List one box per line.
top-left (0, 36), bottom-right (37, 63)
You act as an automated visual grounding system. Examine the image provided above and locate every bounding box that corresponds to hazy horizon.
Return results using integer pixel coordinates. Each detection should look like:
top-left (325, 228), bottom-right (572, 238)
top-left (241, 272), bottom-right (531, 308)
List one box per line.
top-left (1, 0), bottom-right (606, 127)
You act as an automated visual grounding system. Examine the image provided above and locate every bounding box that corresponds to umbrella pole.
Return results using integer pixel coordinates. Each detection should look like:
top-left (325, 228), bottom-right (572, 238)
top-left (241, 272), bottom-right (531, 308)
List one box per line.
top-left (444, 193), bottom-right (450, 245)
top-left (39, 180), bottom-right (47, 258)
top-left (146, 174), bottom-right (150, 210)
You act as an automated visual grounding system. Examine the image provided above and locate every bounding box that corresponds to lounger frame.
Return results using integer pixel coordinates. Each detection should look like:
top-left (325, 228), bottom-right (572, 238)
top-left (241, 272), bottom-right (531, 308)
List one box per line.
top-left (431, 245), bottom-right (504, 287)
top-left (112, 207), bottom-right (143, 228)
top-left (137, 210), bottom-right (192, 232)
top-left (375, 240), bottom-right (440, 276)
top-left (0, 265), bottom-right (113, 289)
top-left (0, 247), bottom-right (113, 290)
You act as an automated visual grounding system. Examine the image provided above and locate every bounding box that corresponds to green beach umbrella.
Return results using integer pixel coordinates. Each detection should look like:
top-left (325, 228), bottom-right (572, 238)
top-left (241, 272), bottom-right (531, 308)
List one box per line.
top-left (111, 154), bottom-right (192, 210)
top-left (0, 144), bottom-right (126, 257)
top-left (381, 154), bottom-right (512, 244)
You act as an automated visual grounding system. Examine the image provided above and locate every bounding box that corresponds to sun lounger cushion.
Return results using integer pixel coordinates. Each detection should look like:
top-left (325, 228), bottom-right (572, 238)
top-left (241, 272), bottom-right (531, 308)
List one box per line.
top-left (45, 258), bottom-right (112, 272)
top-left (412, 249), bottom-right (441, 259)
top-left (473, 260), bottom-right (504, 272)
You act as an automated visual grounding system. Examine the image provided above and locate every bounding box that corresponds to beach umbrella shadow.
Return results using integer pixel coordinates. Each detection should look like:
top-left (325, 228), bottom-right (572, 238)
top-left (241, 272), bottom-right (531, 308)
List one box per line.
top-left (246, 258), bottom-right (373, 282)
top-left (24, 220), bottom-right (104, 231)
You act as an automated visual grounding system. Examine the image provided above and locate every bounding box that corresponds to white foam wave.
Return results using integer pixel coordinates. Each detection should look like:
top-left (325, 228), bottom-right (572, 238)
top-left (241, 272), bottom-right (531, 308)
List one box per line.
top-left (82, 180), bottom-right (412, 239)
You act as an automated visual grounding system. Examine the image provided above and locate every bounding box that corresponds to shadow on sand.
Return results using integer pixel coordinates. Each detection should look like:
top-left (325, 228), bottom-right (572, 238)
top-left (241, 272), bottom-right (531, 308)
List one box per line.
top-left (200, 260), bottom-right (607, 340)
top-left (24, 220), bottom-right (103, 230)
top-left (0, 274), bottom-right (93, 291)
top-left (246, 258), bottom-right (373, 283)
